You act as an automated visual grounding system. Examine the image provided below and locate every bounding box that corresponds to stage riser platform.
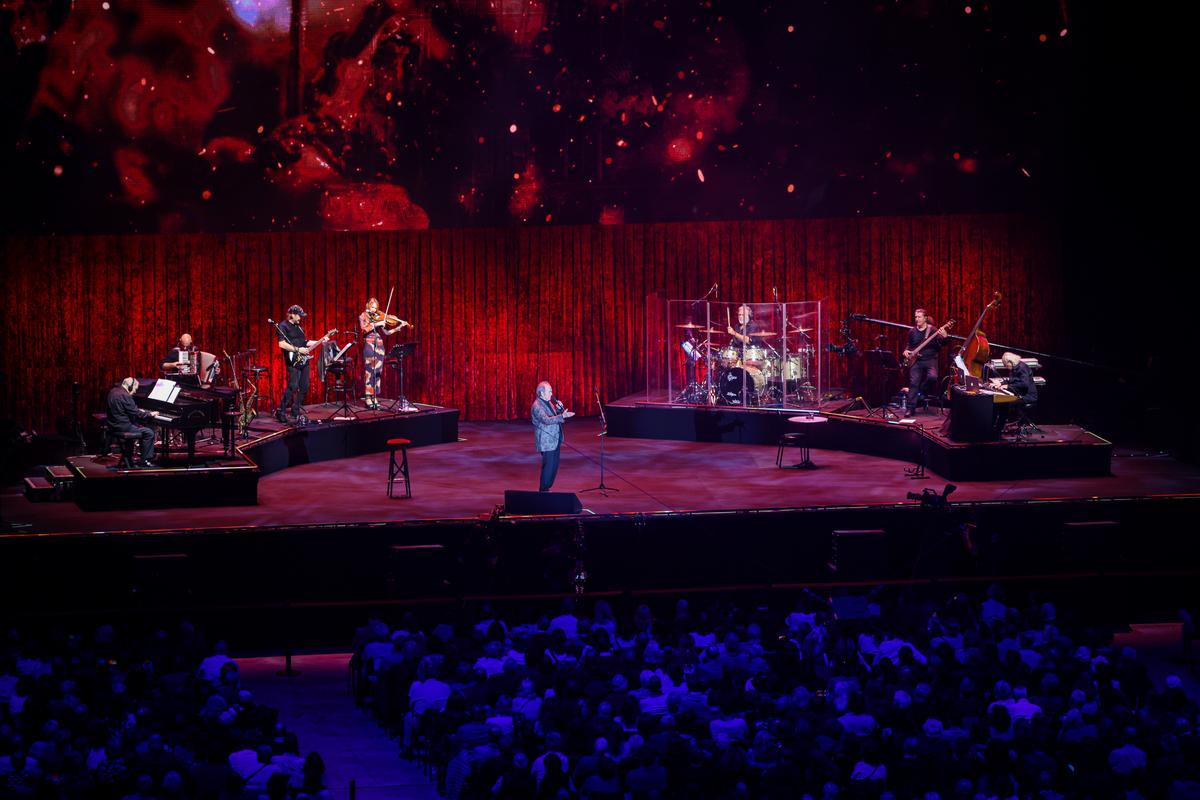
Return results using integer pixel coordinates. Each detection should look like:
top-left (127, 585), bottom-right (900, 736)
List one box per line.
top-left (71, 466), bottom-right (259, 511)
top-left (64, 407), bottom-right (460, 511)
top-left (605, 402), bottom-right (1112, 480)
top-left (4, 496), bottom-right (1195, 617)
top-left (242, 408), bottom-right (460, 476)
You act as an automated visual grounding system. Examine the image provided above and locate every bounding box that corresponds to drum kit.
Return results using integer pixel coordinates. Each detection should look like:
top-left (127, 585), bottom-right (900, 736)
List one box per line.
top-left (674, 317), bottom-right (817, 406)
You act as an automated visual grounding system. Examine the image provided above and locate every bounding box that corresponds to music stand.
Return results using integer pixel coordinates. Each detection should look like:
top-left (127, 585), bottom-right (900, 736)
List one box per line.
top-left (863, 349), bottom-right (901, 419)
top-left (384, 342), bottom-right (418, 412)
top-left (580, 390), bottom-right (619, 497)
top-left (327, 342), bottom-right (357, 421)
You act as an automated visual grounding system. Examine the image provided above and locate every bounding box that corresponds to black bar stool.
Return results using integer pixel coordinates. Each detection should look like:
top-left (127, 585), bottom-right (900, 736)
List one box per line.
top-left (386, 437), bottom-right (412, 499)
top-left (776, 432), bottom-right (815, 469)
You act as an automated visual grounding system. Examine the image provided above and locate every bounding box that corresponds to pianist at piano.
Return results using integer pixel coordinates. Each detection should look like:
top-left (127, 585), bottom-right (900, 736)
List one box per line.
top-left (993, 351), bottom-right (1038, 408)
top-left (105, 378), bottom-right (158, 467)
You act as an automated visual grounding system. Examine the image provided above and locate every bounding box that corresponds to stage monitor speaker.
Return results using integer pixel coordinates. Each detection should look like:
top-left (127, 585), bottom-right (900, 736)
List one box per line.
top-left (504, 490), bottom-right (582, 515)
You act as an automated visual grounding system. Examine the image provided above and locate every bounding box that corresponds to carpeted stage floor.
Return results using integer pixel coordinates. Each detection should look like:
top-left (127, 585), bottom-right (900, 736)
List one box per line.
top-left (5, 417), bottom-right (1200, 535)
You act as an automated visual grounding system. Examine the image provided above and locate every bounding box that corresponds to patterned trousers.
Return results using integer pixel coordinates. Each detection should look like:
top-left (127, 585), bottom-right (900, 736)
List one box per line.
top-left (363, 334), bottom-right (384, 398)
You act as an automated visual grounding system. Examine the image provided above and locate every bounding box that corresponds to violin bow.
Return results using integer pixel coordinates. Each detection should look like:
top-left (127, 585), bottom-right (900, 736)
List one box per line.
top-left (382, 285), bottom-right (395, 319)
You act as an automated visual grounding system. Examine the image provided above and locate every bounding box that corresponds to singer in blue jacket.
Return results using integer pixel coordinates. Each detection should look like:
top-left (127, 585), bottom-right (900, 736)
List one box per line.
top-left (531, 381), bottom-right (575, 491)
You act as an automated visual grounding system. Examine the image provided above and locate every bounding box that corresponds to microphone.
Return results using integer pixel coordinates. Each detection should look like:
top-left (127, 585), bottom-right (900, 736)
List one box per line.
top-left (267, 318), bottom-right (277, 325)
top-left (704, 282), bottom-right (718, 299)
top-left (849, 313), bottom-right (868, 321)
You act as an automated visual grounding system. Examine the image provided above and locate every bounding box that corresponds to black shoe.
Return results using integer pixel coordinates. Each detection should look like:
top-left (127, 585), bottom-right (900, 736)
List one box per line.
top-left (139, 459), bottom-right (156, 469)
top-left (274, 409), bottom-right (288, 424)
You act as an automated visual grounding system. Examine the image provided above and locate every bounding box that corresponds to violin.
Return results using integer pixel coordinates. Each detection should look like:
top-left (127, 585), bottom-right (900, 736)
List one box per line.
top-left (369, 310), bottom-right (405, 327)
top-left (368, 285), bottom-right (409, 329)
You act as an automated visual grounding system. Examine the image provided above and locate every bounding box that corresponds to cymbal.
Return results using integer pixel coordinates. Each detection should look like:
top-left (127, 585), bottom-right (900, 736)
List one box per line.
top-left (676, 322), bottom-right (709, 329)
top-left (786, 325), bottom-right (813, 334)
top-left (748, 331), bottom-right (778, 337)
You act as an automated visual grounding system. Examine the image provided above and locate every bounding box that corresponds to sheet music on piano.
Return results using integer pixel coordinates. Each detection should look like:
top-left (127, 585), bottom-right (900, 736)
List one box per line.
top-left (148, 378), bottom-right (181, 404)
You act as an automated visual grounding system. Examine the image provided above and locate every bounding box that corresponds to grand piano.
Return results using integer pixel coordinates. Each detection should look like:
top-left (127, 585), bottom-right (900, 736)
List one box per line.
top-left (133, 377), bottom-right (238, 463)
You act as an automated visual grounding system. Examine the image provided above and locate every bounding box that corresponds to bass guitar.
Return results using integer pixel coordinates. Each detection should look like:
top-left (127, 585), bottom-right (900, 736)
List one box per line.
top-left (287, 329), bottom-right (338, 367)
top-left (902, 319), bottom-right (955, 368)
top-left (953, 292), bottom-right (1002, 382)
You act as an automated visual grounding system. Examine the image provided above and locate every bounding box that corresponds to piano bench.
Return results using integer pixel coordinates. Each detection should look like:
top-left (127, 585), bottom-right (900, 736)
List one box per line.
top-left (110, 431), bottom-right (143, 470)
top-left (386, 438), bottom-right (412, 499)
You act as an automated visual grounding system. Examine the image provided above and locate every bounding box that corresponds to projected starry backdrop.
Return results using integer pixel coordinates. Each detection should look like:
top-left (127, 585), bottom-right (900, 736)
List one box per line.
top-left (2, 0), bottom-right (1077, 233)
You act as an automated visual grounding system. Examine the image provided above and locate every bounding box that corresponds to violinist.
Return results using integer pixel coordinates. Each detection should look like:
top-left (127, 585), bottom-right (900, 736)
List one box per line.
top-left (359, 296), bottom-right (409, 410)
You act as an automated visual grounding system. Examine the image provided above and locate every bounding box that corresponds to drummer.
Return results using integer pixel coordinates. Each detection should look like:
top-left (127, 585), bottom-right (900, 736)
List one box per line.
top-left (726, 304), bottom-right (766, 349)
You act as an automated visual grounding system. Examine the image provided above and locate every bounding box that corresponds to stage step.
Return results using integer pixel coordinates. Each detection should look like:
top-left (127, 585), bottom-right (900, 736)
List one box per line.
top-left (44, 464), bottom-right (74, 483)
top-left (43, 464), bottom-right (75, 500)
top-left (23, 476), bottom-right (56, 502)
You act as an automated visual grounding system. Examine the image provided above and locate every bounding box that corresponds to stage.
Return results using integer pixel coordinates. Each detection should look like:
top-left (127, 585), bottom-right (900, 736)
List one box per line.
top-left (606, 393), bottom-right (1113, 480)
top-left (5, 416), bottom-right (1196, 536)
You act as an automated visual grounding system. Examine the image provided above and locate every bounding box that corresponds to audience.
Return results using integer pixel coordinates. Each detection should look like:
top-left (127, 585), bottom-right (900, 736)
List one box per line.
top-left (352, 589), bottom-right (1200, 799)
top-left (0, 623), bottom-right (330, 799)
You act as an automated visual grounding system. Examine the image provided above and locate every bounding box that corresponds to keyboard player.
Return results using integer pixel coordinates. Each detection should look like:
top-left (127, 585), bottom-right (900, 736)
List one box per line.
top-left (106, 378), bottom-right (164, 467)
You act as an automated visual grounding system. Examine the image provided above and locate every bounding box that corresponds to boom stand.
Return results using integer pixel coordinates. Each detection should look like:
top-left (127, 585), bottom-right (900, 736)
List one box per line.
top-left (580, 391), bottom-right (619, 497)
top-left (384, 342), bottom-right (418, 412)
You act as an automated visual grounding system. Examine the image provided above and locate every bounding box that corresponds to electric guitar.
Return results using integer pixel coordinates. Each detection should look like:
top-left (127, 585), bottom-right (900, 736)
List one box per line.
top-left (902, 319), bottom-right (955, 368)
top-left (287, 329), bottom-right (338, 367)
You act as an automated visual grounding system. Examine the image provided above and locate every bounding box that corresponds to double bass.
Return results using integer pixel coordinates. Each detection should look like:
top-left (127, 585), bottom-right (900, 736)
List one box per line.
top-left (953, 292), bottom-right (1002, 383)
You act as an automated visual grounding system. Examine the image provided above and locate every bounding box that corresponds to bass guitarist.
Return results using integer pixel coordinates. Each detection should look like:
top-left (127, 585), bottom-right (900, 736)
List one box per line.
top-left (902, 307), bottom-right (950, 417)
top-left (275, 305), bottom-right (329, 425)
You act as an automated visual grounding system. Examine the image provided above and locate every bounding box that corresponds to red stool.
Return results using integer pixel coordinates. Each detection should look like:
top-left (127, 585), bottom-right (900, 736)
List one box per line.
top-left (387, 437), bottom-right (412, 499)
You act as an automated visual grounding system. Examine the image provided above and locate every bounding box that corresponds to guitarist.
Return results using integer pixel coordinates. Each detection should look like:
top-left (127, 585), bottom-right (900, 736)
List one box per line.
top-left (902, 308), bottom-right (949, 417)
top-left (275, 304), bottom-right (322, 425)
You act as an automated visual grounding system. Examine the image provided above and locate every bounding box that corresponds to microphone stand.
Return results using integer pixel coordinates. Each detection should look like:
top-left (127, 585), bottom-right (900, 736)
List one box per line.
top-left (580, 389), bottom-right (618, 497)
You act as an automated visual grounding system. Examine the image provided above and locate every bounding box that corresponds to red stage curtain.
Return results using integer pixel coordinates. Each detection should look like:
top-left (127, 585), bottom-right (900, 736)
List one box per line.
top-left (1, 214), bottom-right (1061, 430)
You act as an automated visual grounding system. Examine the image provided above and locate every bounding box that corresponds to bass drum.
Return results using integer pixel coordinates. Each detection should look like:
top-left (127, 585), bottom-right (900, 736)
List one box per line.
top-left (718, 366), bottom-right (765, 405)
